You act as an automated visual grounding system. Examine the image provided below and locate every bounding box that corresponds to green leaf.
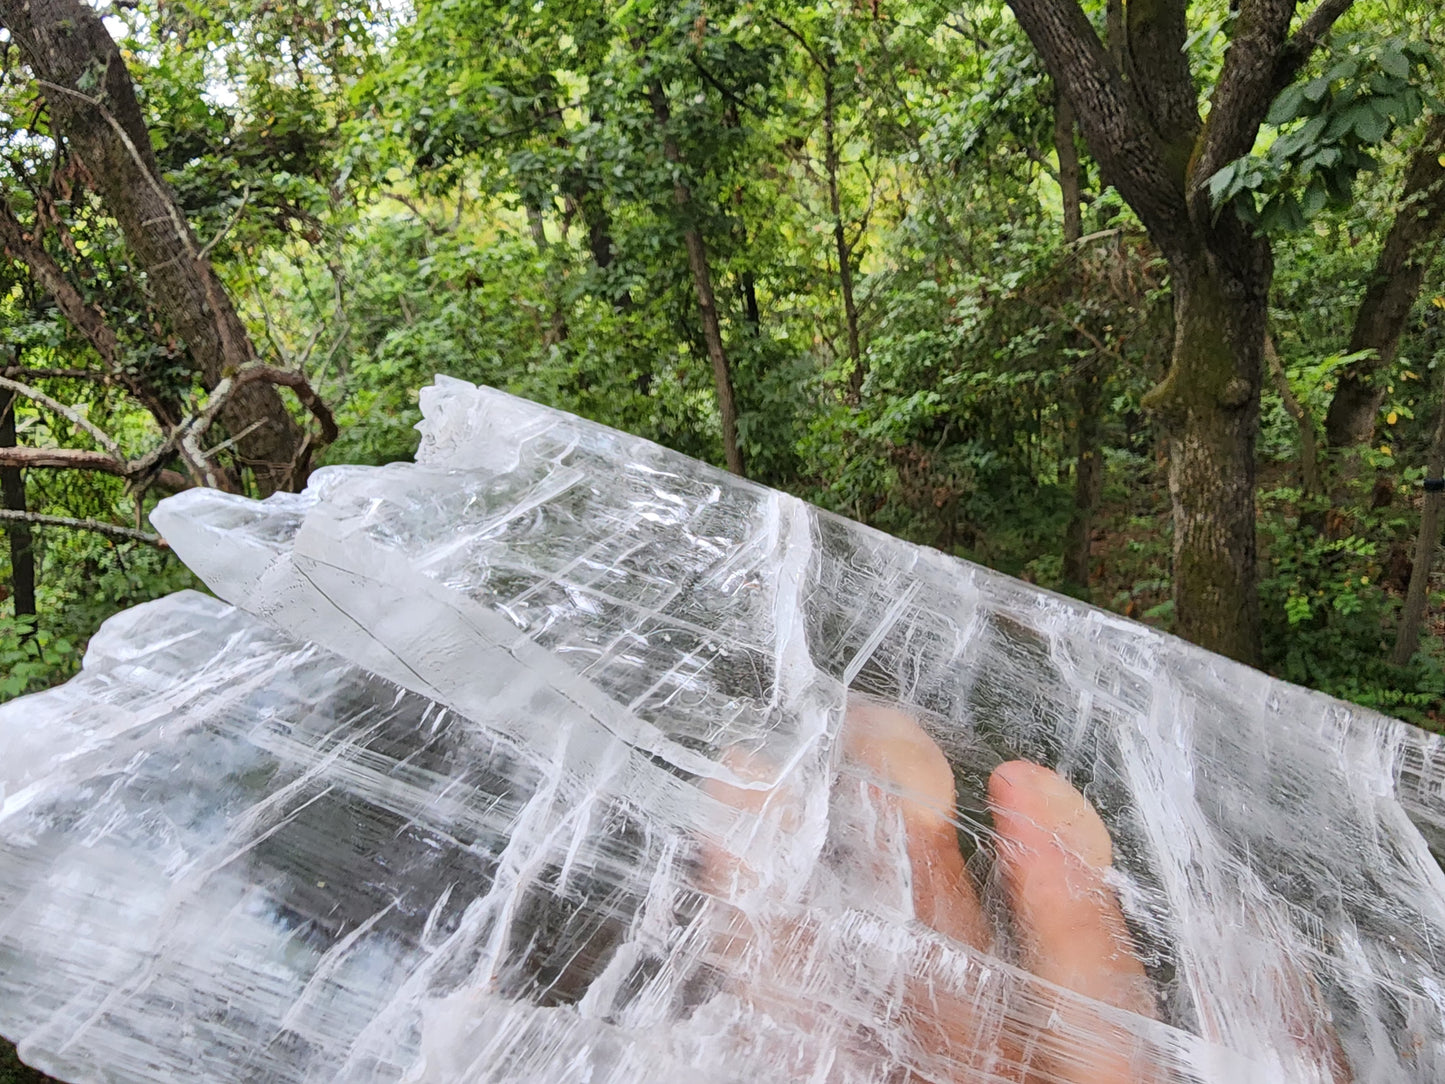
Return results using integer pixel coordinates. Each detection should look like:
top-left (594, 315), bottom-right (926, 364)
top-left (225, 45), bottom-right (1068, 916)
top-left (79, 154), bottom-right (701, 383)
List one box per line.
top-left (1353, 106), bottom-right (1387, 144)
top-left (1379, 47), bottom-right (1409, 79)
top-left (1268, 84), bottom-right (1306, 125)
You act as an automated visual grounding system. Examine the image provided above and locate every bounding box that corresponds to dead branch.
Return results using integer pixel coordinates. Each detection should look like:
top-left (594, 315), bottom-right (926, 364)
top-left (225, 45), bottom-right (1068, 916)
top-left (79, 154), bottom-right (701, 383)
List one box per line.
top-left (0, 506), bottom-right (162, 545)
top-left (0, 445), bottom-right (190, 491)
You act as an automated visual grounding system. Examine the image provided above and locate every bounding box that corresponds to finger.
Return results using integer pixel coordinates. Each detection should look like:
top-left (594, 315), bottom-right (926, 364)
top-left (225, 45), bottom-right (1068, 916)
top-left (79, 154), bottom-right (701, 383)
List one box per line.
top-left (845, 703), bottom-right (1015, 1084)
top-left (989, 760), bottom-right (1154, 1084)
top-left (844, 702), bottom-right (990, 950)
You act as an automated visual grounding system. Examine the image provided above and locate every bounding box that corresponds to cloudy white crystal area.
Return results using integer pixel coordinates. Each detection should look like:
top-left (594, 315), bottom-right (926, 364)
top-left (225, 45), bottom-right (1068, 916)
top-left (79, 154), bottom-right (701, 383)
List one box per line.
top-left (2, 376), bottom-right (1444, 1083)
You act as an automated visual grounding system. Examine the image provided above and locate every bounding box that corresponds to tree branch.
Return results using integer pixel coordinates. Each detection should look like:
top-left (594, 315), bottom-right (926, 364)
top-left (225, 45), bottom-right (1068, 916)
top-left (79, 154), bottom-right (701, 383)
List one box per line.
top-left (1272, 0), bottom-right (1357, 96)
top-left (0, 374), bottom-right (122, 456)
top-left (0, 507), bottom-right (162, 545)
top-left (1004, 0), bottom-right (1197, 261)
top-left (0, 196), bottom-right (122, 369)
top-left (0, 445), bottom-right (190, 490)
top-left (1192, 0), bottom-right (1304, 208)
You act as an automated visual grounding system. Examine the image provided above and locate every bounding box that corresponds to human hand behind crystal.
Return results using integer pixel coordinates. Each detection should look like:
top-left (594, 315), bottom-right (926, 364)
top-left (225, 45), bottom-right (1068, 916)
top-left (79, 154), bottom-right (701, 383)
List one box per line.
top-left (698, 703), bottom-right (1166, 1084)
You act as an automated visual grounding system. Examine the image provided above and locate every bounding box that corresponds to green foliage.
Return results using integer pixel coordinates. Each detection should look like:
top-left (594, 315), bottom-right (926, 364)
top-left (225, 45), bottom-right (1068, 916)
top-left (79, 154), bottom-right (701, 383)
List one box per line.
top-left (0, 615), bottom-right (77, 700)
top-left (1208, 35), bottom-right (1440, 231)
top-left (0, 1040), bottom-right (59, 1084)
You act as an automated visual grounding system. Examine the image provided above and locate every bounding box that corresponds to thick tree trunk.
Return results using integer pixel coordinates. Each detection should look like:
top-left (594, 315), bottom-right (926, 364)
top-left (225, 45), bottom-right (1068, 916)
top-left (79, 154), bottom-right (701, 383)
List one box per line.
top-left (1324, 114), bottom-right (1445, 449)
top-left (0, 0), bottom-right (306, 495)
top-left (0, 385), bottom-right (36, 619)
top-left (1003, 0), bottom-right (1342, 667)
top-left (1393, 376), bottom-right (1445, 665)
top-left (1150, 263), bottom-right (1266, 664)
top-left (824, 69), bottom-right (864, 403)
top-left (648, 84), bottom-right (745, 477)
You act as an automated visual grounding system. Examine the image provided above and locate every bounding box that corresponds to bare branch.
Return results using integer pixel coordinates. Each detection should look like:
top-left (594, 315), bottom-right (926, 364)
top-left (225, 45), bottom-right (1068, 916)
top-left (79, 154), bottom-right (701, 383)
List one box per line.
top-left (230, 365), bottom-right (339, 444)
top-left (0, 374), bottom-right (123, 456)
top-left (1004, 0), bottom-right (1197, 261)
top-left (0, 446), bottom-right (190, 490)
top-left (0, 507), bottom-right (162, 545)
top-left (2, 365), bottom-right (114, 382)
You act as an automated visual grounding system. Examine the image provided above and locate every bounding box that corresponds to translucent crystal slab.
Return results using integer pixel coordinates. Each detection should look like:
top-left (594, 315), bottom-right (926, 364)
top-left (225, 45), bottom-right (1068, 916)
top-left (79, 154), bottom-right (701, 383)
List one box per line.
top-left (2, 377), bottom-right (1443, 1083)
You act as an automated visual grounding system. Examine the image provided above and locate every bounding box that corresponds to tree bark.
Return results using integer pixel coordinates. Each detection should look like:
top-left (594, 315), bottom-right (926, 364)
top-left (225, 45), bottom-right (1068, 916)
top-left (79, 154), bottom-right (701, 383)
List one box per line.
top-left (1157, 265), bottom-right (1267, 663)
top-left (0, 0), bottom-right (307, 494)
top-left (1058, 88), bottom-right (1099, 595)
top-left (1054, 88), bottom-right (1084, 243)
top-left (1324, 113), bottom-right (1445, 449)
top-left (0, 383), bottom-right (35, 619)
top-left (1393, 373), bottom-right (1445, 665)
top-left (648, 83), bottom-right (745, 476)
top-left (1063, 368), bottom-right (1104, 593)
top-left (823, 66), bottom-right (864, 404)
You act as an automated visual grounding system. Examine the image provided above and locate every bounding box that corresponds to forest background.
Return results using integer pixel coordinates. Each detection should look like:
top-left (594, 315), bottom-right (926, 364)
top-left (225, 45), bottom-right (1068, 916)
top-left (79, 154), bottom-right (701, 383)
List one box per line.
top-left (0, 0), bottom-right (1443, 733)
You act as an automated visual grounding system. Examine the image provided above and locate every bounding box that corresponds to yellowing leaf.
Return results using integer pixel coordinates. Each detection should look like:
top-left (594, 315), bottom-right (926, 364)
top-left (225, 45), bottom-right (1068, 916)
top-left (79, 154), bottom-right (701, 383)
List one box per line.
top-left (1433, 296), bottom-right (1445, 310)
top-left (1403, 370), bottom-right (1420, 380)
top-left (1380, 445), bottom-right (1392, 456)
top-left (1387, 411), bottom-right (1398, 425)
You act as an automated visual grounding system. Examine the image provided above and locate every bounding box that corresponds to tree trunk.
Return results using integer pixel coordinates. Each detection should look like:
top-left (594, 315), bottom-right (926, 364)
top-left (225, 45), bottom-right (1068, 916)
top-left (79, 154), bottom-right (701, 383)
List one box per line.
top-left (648, 83), bottom-right (745, 476)
top-left (0, 0), bottom-right (306, 495)
top-left (1325, 113), bottom-right (1445, 449)
top-left (1003, 0), bottom-right (1339, 667)
top-left (525, 201), bottom-right (569, 349)
top-left (740, 272), bottom-right (761, 336)
top-left (1058, 88), bottom-right (1098, 595)
top-left (1149, 263), bottom-right (1266, 665)
top-left (0, 384), bottom-right (36, 619)
top-left (1393, 375), bottom-right (1445, 665)
top-left (1055, 88), bottom-right (1084, 243)
top-left (1265, 335), bottom-right (1324, 500)
top-left (823, 67), bottom-right (864, 404)
top-left (1063, 369), bottom-right (1104, 593)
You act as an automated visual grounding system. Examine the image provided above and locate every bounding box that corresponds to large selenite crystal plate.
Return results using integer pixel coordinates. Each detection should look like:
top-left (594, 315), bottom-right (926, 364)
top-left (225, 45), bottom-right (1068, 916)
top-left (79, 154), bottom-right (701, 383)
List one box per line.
top-left (2, 376), bottom-right (1444, 1084)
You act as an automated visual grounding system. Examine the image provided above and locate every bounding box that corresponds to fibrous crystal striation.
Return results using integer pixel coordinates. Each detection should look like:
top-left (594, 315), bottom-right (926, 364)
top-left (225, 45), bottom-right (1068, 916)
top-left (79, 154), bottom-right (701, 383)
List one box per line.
top-left (2, 377), bottom-right (1443, 1082)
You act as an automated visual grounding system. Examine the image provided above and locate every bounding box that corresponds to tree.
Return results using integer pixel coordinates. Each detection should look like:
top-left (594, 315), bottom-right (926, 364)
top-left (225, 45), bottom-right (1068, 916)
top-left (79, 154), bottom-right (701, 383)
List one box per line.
top-left (1324, 112), bottom-right (1445, 449)
top-left (1003, 0), bottom-right (1359, 665)
top-left (0, 0), bottom-right (311, 494)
